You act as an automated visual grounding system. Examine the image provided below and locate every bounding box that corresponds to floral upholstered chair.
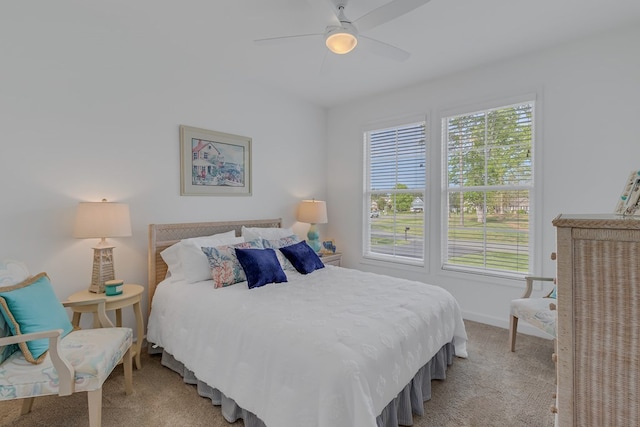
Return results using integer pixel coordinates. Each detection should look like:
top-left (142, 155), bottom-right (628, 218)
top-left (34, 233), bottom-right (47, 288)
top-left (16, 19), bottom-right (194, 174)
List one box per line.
top-left (509, 275), bottom-right (557, 352)
top-left (0, 260), bottom-right (133, 427)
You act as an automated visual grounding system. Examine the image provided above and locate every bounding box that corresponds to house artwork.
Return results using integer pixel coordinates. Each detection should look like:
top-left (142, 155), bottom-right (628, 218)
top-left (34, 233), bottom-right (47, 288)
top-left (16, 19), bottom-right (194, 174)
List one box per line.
top-left (191, 139), bottom-right (245, 188)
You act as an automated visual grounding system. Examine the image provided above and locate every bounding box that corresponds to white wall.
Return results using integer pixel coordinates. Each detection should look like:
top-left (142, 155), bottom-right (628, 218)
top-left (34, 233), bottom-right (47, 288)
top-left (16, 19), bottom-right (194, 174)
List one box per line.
top-left (326, 24), bottom-right (640, 335)
top-left (0, 4), bottom-right (327, 331)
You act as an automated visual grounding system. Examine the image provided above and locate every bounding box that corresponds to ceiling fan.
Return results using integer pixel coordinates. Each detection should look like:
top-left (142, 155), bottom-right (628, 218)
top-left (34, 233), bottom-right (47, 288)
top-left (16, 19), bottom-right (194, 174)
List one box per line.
top-left (254, 0), bottom-right (432, 62)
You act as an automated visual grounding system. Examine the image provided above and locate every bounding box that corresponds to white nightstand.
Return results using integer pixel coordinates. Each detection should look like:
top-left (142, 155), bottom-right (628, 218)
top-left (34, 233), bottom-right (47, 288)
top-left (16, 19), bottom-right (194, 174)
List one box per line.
top-left (320, 253), bottom-right (342, 266)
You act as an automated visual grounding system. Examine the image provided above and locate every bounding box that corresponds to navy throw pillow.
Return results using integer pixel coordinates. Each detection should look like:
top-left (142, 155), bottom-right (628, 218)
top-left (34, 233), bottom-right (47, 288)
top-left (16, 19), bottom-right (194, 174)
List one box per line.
top-left (235, 248), bottom-right (288, 289)
top-left (279, 241), bottom-right (325, 274)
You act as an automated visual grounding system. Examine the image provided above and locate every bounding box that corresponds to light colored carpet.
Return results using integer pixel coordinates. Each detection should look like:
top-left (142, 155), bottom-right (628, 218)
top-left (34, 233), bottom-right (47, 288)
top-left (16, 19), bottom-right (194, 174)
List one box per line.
top-left (0, 320), bottom-right (556, 426)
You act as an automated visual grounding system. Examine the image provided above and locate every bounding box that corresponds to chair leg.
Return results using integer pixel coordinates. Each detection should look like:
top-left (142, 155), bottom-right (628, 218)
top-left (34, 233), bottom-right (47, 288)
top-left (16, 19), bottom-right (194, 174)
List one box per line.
top-left (123, 347), bottom-right (133, 395)
top-left (509, 315), bottom-right (518, 352)
top-left (87, 388), bottom-right (102, 427)
top-left (20, 397), bottom-right (35, 415)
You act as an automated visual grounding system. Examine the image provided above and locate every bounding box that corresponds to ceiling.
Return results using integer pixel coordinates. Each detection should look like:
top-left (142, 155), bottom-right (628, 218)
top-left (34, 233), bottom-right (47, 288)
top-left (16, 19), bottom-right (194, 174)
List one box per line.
top-left (87, 0), bottom-right (640, 108)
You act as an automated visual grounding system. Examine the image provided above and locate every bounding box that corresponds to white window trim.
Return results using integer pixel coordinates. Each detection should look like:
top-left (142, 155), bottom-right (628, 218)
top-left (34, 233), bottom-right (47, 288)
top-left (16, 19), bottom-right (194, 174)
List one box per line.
top-left (439, 93), bottom-right (540, 279)
top-left (362, 114), bottom-right (428, 267)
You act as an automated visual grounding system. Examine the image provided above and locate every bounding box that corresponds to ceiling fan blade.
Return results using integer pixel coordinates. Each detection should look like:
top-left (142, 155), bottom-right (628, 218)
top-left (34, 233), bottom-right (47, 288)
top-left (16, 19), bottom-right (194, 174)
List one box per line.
top-left (354, 0), bottom-right (431, 33)
top-left (359, 35), bottom-right (411, 62)
top-left (254, 33), bottom-right (323, 46)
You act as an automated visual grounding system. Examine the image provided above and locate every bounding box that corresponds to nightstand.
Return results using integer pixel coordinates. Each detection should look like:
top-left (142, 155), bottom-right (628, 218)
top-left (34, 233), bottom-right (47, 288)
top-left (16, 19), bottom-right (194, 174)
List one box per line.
top-left (66, 284), bottom-right (144, 369)
top-left (320, 253), bottom-right (342, 266)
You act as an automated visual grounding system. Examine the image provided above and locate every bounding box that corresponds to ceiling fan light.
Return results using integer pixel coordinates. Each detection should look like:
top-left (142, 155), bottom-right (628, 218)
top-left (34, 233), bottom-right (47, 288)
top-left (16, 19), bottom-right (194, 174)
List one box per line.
top-left (325, 31), bottom-right (358, 54)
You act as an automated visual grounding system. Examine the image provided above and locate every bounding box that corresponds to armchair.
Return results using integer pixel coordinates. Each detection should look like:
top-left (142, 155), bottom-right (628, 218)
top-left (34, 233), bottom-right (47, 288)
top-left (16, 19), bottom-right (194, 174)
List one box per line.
top-left (509, 276), bottom-right (557, 352)
top-left (0, 261), bottom-right (133, 427)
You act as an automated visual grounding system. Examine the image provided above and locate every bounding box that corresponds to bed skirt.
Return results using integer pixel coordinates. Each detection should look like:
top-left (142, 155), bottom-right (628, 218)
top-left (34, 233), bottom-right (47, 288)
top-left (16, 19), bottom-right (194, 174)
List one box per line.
top-left (149, 342), bottom-right (455, 427)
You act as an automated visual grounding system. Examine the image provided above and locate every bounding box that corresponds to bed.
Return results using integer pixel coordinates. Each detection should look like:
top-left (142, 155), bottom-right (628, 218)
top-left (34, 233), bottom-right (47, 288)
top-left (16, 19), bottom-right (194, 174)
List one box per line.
top-left (146, 218), bottom-right (468, 427)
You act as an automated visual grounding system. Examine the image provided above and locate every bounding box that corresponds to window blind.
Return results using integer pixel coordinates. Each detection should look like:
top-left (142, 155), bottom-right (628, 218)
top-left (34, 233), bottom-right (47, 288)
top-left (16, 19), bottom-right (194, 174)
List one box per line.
top-left (443, 102), bottom-right (534, 275)
top-left (365, 122), bottom-right (426, 262)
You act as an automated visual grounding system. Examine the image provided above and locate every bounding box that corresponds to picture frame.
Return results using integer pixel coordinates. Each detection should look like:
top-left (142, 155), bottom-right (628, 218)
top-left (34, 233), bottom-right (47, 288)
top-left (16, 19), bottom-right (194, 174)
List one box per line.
top-left (615, 169), bottom-right (640, 216)
top-left (320, 239), bottom-right (337, 255)
top-left (180, 125), bottom-right (252, 196)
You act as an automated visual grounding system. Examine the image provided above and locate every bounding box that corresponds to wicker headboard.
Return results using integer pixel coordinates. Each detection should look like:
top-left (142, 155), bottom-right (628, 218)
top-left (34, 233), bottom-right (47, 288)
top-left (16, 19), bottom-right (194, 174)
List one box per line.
top-left (147, 218), bottom-right (282, 311)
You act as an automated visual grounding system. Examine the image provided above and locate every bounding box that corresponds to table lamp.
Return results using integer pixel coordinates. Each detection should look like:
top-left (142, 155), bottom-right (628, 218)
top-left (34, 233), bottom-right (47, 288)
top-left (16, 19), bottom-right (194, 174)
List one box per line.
top-left (73, 199), bottom-right (132, 293)
top-left (297, 199), bottom-right (328, 253)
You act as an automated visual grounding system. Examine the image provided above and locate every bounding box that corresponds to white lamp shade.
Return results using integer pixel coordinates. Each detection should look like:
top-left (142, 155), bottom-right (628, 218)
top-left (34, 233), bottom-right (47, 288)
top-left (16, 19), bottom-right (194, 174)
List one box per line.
top-left (297, 200), bottom-right (328, 224)
top-left (73, 201), bottom-right (132, 239)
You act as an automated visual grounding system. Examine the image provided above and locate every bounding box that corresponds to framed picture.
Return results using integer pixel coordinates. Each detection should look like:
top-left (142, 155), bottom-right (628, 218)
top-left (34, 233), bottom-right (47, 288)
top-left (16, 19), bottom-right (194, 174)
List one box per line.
top-left (615, 169), bottom-right (640, 216)
top-left (180, 125), bottom-right (252, 196)
top-left (320, 239), bottom-right (337, 255)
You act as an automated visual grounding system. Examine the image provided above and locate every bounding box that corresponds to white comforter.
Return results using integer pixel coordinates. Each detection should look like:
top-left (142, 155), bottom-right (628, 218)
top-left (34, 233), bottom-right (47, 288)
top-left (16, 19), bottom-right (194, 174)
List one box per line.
top-left (147, 266), bottom-right (468, 427)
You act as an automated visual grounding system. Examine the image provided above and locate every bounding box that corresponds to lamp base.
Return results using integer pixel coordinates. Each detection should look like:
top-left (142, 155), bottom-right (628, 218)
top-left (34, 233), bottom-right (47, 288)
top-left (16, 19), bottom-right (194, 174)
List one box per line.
top-left (89, 246), bottom-right (115, 293)
top-left (306, 223), bottom-right (322, 253)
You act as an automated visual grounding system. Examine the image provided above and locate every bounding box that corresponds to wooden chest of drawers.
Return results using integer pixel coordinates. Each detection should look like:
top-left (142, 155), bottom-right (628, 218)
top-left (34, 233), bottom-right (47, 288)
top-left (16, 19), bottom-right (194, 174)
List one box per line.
top-left (553, 214), bottom-right (640, 426)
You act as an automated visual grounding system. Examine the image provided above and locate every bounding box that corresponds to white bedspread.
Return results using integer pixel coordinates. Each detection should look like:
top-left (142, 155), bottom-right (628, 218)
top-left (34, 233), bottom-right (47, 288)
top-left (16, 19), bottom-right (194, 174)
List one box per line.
top-left (147, 266), bottom-right (467, 427)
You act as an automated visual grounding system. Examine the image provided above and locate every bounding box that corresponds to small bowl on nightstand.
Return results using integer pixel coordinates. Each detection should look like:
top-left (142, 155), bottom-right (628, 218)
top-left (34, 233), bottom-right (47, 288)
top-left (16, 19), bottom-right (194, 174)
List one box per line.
top-left (105, 279), bottom-right (124, 296)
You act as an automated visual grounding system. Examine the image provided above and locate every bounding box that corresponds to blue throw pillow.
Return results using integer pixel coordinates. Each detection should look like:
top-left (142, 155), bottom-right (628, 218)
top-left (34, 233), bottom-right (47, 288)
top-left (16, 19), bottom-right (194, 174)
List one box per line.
top-left (279, 241), bottom-right (325, 275)
top-left (0, 272), bottom-right (73, 364)
top-left (235, 248), bottom-right (288, 289)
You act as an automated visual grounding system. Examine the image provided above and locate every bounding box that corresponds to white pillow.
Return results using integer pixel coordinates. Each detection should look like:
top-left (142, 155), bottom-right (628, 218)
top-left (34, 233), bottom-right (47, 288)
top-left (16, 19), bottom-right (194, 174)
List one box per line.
top-left (160, 230), bottom-right (239, 282)
top-left (160, 244), bottom-right (183, 280)
top-left (241, 226), bottom-right (293, 241)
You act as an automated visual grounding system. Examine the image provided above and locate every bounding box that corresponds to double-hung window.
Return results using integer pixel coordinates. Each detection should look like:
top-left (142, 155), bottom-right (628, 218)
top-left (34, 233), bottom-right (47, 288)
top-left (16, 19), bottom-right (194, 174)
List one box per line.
top-left (442, 101), bottom-right (534, 276)
top-left (364, 120), bottom-right (426, 264)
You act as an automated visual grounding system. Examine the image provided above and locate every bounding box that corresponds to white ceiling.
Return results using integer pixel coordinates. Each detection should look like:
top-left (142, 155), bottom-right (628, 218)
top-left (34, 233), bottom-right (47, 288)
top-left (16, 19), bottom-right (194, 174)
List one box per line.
top-left (90, 0), bottom-right (640, 108)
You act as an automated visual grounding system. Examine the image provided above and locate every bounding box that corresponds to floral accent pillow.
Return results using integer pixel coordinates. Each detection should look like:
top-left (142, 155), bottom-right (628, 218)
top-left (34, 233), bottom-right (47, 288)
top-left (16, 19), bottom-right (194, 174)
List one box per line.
top-left (241, 226), bottom-right (295, 241)
top-left (262, 234), bottom-right (301, 270)
top-left (0, 312), bottom-right (16, 364)
top-left (201, 240), bottom-right (263, 288)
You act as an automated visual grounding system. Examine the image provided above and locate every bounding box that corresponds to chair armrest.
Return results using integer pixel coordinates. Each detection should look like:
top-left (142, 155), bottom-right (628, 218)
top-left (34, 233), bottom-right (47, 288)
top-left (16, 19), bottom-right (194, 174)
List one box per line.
top-left (0, 329), bottom-right (75, 396)
top-left (62, 298), bottom-right (114, 328)
top-left (0, 329), bottom-right (61, 346)
top-left (522, 276), bottom-right (555, 298)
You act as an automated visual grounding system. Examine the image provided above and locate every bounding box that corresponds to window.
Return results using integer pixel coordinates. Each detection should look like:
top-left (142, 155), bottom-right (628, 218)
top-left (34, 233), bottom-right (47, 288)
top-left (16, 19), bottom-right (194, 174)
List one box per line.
top-left (442, 101), bottom-right (534, 276)
top-left (364, 121), bottom-right (426, 263)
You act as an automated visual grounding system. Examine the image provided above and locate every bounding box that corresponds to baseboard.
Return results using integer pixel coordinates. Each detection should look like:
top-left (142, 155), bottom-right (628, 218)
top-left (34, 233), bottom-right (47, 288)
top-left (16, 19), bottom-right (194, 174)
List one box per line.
top-left (462, 310), bottom-right (554, 340)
